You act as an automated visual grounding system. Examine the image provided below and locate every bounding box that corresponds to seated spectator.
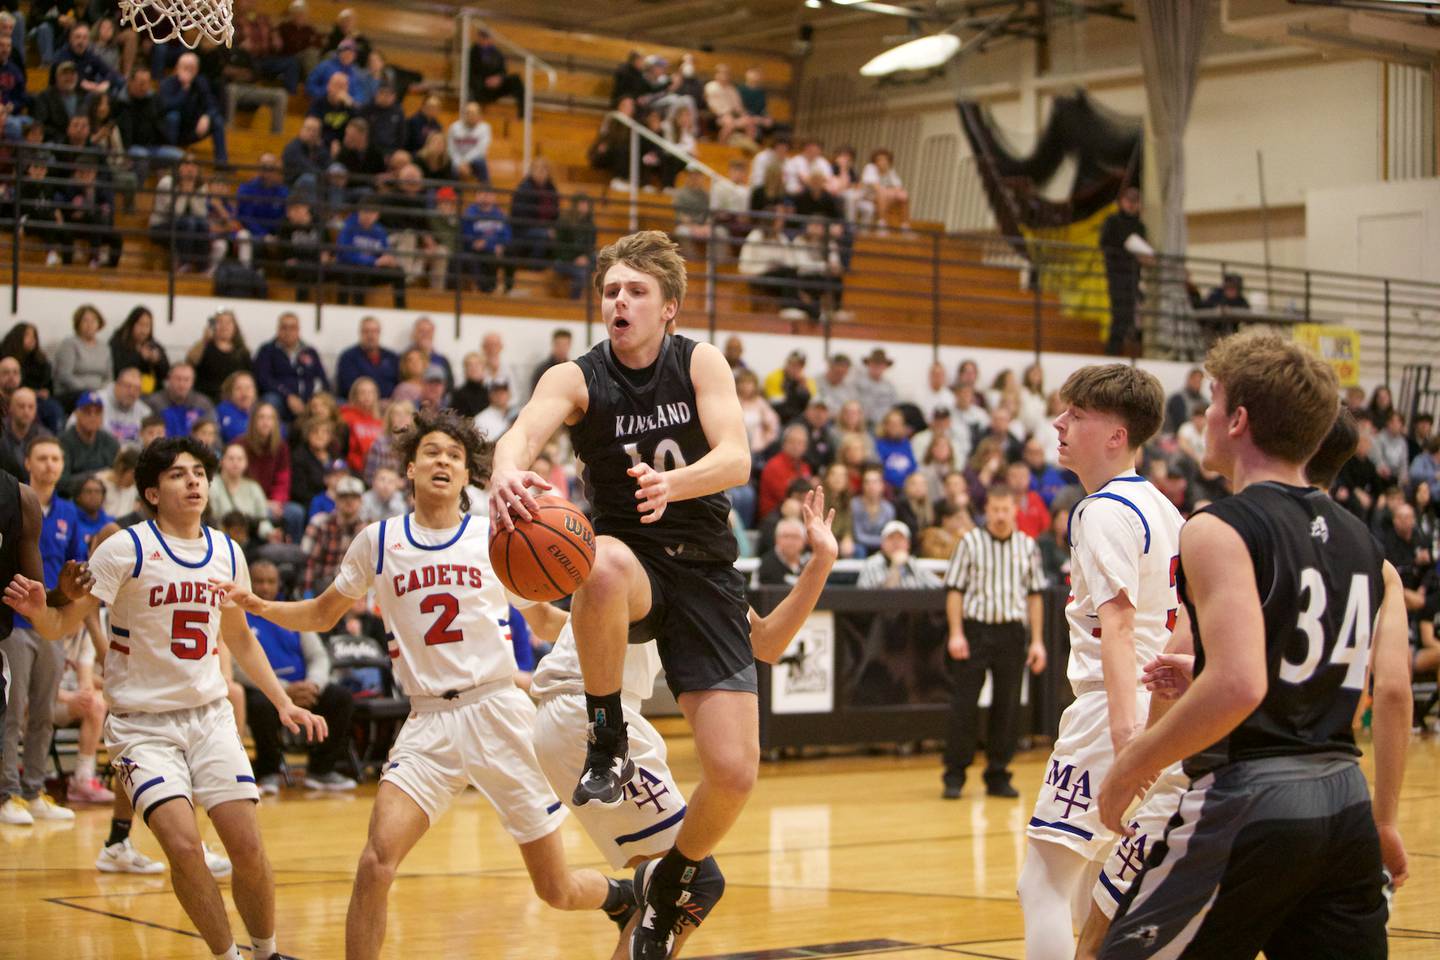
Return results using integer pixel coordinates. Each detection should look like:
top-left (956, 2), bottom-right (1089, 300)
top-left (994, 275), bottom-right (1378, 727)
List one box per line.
top-left (272, 193), bottom-right (328, 299)
top-left (277, 0), bottom-right (324, 77)
top-left (0, 387), bottom-right (51, 475)
top-left (233, 0), bottom-right (300, 92)
top-left (335, 116), bottom-right (384, 187)
top-left (792, 219), bottom-right (844, 320)
top-left (763, 349), bottom-right (814, 424)
top-left (473, 378), bottom-right (513, 441)
top-left (672, 167), bottom-right (713, 259)
top-left (243, 401), bottom-right (304, 539)
top-left (32, 0), bottom-right (84, 65)
top-left (51, 21), bottom-right (121, 95)
top-left (737, 66), bottom-right (774, 135)
top-left (33, 61), bottom-right (82, 141)
top-left (302, 457), bottom-right (346, 518)
top-left (302, 474), bottom-right (366, 593)
top-left (783, 139), bottom-right (834, 196)
top-left (467, 28), bottom-right (525, 115)
top-left (57, 387), bottom-right (116, 494)
top-left (148, 362), bottom-right (216, 436)
top-left (72, 474), bottom-right (113, 547)
top-left (709, 158), bottom-right (751, 249)
top-left (856, 519), bottom-right (941, 588)
top-left (116, 67), bottom-right (184, 185)
top-left (91, 18), bottom-right (137, 79)
top-left (413, 129), bottom-right (453, 182)
top-left (1003, 461), bottom-right (1050, 538)
top-left (84, 93), bottom-right (137, 209)
top-left (281, 114), bottom-right (327, 187)
top-left (894, 471), bottom-right (935, 540)
top-left (818, 462), bottom-right (858, 557)
top-left (363, 400), bottom-right (412, 483)
top-left (636, 54), bottom-right (695, 120)
top-left (588, 96), bottom-right (634, 188)
top-left (1411, 438), bottom-right (1440, 491)
top-left (757, 516), bottom-right (806, 586)
top-left (305, 37), bottom-right (361, 104)
top-left (829, 145), bottom-right (864, 222)
top-left (148, 153), bottom-right (212, 270)
top-left (611, 50), bottom-right (648, 106)
top-left (95, 366), bottom-right (149, 444)
top-left (553, 194), bottom-right (596, 301)
top-left (307, 71), bottom-right (354, 157)
top-left (137, 412), bottom-right (166, 449)
top-left (96, 444), bottom-right (139, 516)
top-left (446, 101), bottom-right (491, 181)
top-left (211, 441), bottom-right (274, 538)
top-left (216, 370), bottom-right (256, 443)
top-left (852, 462), bottom-right (896, 556)
top-left (404, 93), bottom-right (443, 154)
top-left (160, 53), bottom-right (228, 166)
top-left (51, 622), bottom-right (115, 804)
top-left (759, 424), bottom-right (812, 521)
top-left (289, 414), bottom-right (332, 507)
top-left (964, 437), bottom-right (1006, 514)
top-left (235, 152), bottom-right (287, 250)
top-left (738, 207), bottom-right (806, 321)
top-left (54, 304), bottom-right (113, 402)
top-left (324, 8), bottom-right (370, 63)
top-left (1202, 272), bottom-right (1250, 310)
top-left (874, 408), bottom-right (917, 493)
top-left (339, 375), bottom-right (383, 470)
top-left (505, 157), bottom-right (559, 292)
top-left (360, 465), bottom-right (405, 522)
top-left (363, 82), bottom-right (404, 158)
top-left (793, 171), bottom-right (844, 231)
top-left (1372, 410), bottom-right (1410, 485)
top-left (0, 32), bottom-right (29, 140)
top-left (703, 64), bottom-right (757, 146)
top-left (389, 348), bottom-right (426, 408)
top-left (400, 315), bottom-right (452, 394)
top-left (253, 309), bottom-right (329, 418)
top-left (336, 193), bottom-right (406, 308)
top-left (185, 307), bottom-right (251, 401)
top-left (918, 499), bottom-right (972, 562)
top-left (379, 163), bottom-right (431, 283)
top-left (241, 559), bottom-right (356, 791)
top-left (736, 367), bottom-right (779, 460)
top-left (303, 390), bottom-right (348, 462)
top-left (451, 352), bottom-right (490, 419)
top-left (634, 108), bottom-right (677, 190)
top-left (861, 149), bottom-right (908, 229)
top-left (189, 416), bottom-right (220, 455)
top-left (665, 102), bottom-right (699, 158)
top-left (0, 322), bottom-right (61, 432)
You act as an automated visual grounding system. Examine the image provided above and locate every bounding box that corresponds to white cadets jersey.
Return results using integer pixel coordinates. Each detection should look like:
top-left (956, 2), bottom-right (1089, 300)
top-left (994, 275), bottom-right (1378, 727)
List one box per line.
top-left (333, 513), bottom-right (525, 697)
top-left (89, 521), bottom-right (248, 714)
top-left (1065, 473), bottom-right (1183, 691)
top-left (530, 620), bottom-right (661, 707)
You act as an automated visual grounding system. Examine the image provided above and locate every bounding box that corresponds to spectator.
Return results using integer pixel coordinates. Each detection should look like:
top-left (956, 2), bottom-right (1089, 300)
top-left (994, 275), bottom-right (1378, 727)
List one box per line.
top-left (763, 349), bottom-right (814, 424)
top-left (147, 362), bottom-right (216, 436)
top-left (505, 156), bottom-right (559, 293)
top-left (710, 157), bottom-right (752, 247)
top-left (1163, 367), bottom-right (1206, 435)
top-left (553, 193), bottom-right (596, 301)
top-left (446, 101), bottom-right (491, 181)
top-left (940, 483), bottom-right (1046, 798)
top-left (412, 129), bottom-right (452, 182)
top-left (147, 153), bottom-right (212, 270)
top-left (738, 206), bottom-right (806, 321)
top-left (0, 321), bottom-right (60, 432)
top-left (756, 516), bottom-right (807, 586)
top-left (137, 412), bottom-right (166, 449)
top-left (816, 353), bottom-right (857, 412)
top-left (276, 0), bottom-right (324, 76)
top-left (303, 472), bottom-right (365, 592)
top-left (242, 401), bottom-right (304, 540)
top-left (235, 151), bottom-right (287, 247)
top-left (240, 558), bottom-right (356, 791)
top-left (703, 64), bottom-right (757, 147)
top-left (335, 116), bottom-right (383, 188)
top-left (280, 114), bottom-right (326, 187)
top-left (759, 423), bottom-right (812, 521)
top-left (589, 96), bottom-right (635, 188)
top-left (107, 306), bottom-right (168, 394)
top-left (1372, 410), bottom-right (1410, 485)
top-left (818, 462), bottom-right (858, 557)
top-left (335, 193), bottom-right (406, 308)
top-left (251, 310), bottom-right (329, 419)
top-left (783, 139), bottom-right (834, 196)
top-left (363, 81), bottom-right (403, 157)
top-left (472, 379), bottom-right (512, 441)
top-left (72, 473), bottom-right (113, 547)
top-left (50, 21), bottom-right (121, 95)
top-left (160, 52), bottom-right (227, 166)
top-left (737, 66), bottom-right (773, 134)
top-left (912, 407), bottom-right (965, 470)
top-left (183, 307), bottom-right (250, 402)
top-left (0, 435), bottom-right (83, 825)
top-left (210, 441), bottom-right (274, 537)
top-left (528, 327), bottom-right (571, 396)
top-left (610, 50), bottom-right (647, 106)
top-left (950, 382), bottom-right (989, 444)
top-left (304, 36), bottom-right (361, 103)
top-left (96, 366), bottom-right (149, 444)
top-left (918, 498), bottom-right (972, 561)
top-left (324, 8), bottom-right (370, 63)
top-left (404, 93), bottom-right (443, 154)
top-left (467, 28), bottom-right (524, 114)
top-left (232, 0), bottom-right (299, 92)
top-left (113, 67), bottom-right (180, 185)
top-left (1410, 437), bottom-right (1440, 491)
top-left (53, 303), bottom-right (113, 402)
top-left (828, 145), bottom-right (863, 223)
top-left (0, 386), bottom-right (51, 474)
top-left (856, 348), bottom-right (899, 429)
top-left (736, 368), bottom-right (779, 454)
top-left (451, 181), bottom-right (505, 295)
top-left (636, 53), bottom-right (694, 119)
top-left (450, 352), bottom-right (490, 419)
top-left (388, 348), bottom-right (427, 408)
top-left (95, 444), bottom-right (139, 516)
top-left (797, 397), bottom-right (838, 473)
top-left (893, 471), bottom-right (934, 541)
top-left (874, 408), bottom-right (917, 493)
top-left (0, 32), bottom-right (29, 141)
top-left (672, 168), bottom-right (712, 259)
top-left (1020, 438), bottom-right (1070, 508)
top-left (1408, 412), bottom-right (1434, 462)
top-left (360, 465), bottom-right (405, 522)
top-left (1099, 185), bottom-right (1153, 355)
top-left (852, 462), bottom-right (896, 556)
top-left (359, 396), bottom-right (410, 479)
top-left (404, 316), bottom-right (452, 394)
top-left (913, 362), bottom-right (953, 421)
top-left (273, 195), bottom-right (328, 300)
top-left (1202, 272), bottom-right (1250, 310)
top-left (306, 70), bottom-right (354, 153)
top-left (32, 61), bottom-right (81, 141)
top-left (749, 135), bottom-right (791, 189)
top-left (792, 171), bottom-right (844, 230)
top-left (792, 218), bottom-right (844, 320)
top-left (835, 400), bottom-right (877, 463)
top-left (335, 375), bottom-right (379, 470)
top-left (1004, 460), bottom-right (1050, 538)
top-left (214, 370), bottom-right (256, 443)
top-left (723, 335), bottom-right (747, 374)
top-left (861, 149), bottom-right (909, 230)
top-left (857, 519), bottom-right (940, 588)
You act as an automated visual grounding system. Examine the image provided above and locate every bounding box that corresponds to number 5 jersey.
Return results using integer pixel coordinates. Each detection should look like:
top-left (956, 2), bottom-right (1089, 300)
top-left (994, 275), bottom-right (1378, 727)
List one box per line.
top-left (333, 513), bottom-right (524, 697)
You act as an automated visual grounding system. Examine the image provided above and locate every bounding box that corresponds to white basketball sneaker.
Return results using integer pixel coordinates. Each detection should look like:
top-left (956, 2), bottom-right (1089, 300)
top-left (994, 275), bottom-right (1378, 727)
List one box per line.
top-left (96, 838), bottom-right (166, 874)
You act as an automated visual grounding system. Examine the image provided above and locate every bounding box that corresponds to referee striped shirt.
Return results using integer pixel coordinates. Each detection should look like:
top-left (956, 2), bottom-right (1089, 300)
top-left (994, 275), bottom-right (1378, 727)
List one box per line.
top-left (944, 526), bottom-right (1047, 623)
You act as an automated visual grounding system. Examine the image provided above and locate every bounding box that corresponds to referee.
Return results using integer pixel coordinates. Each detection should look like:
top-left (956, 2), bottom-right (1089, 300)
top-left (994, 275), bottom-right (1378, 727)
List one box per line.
top-left (941, 482), bottom-right (1047, 799)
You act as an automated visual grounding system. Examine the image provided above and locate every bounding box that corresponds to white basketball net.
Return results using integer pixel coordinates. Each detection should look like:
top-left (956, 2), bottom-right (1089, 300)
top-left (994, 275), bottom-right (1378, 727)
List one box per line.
top-left (118, 0), bottom-right (234, 48)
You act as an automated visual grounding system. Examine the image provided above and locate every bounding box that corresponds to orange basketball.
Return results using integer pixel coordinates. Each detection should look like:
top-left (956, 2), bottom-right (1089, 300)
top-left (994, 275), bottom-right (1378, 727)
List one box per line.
top-left (489, 495), bottom-right (597, 602)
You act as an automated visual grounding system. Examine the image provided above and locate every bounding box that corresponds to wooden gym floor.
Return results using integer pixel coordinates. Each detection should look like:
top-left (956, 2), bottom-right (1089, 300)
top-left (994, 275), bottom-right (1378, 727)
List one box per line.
top-left (2, 729), bottom-right (1438, 959)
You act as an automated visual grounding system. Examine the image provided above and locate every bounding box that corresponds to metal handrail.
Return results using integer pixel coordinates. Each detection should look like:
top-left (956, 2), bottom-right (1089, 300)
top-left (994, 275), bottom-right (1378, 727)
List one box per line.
top-left (456, 10), bottom-right (558, 177)
top-left (601, 109), bottom-right (729, 232)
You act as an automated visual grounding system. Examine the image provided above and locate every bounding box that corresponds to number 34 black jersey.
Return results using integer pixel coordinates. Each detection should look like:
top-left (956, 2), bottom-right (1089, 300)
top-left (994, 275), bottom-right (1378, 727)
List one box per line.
top-left (570, 334), bottom-right (737, 565)
top-left (1180, 482), bottom-right (1384, 776)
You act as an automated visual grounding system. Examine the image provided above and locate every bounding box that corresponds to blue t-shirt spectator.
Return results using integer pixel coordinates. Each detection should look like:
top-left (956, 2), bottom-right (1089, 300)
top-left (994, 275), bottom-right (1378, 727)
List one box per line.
top-left (162, 403), bottom-right (205, 438)
top-left (245, 612), bottom-right (307, 681)
top-left (236, 176), bottom-right (289, 237)
top-left (216, 400), bottom-right (251, 444)
top-left (874, 435), bottom-right (917, 491)
top-left (337, 211), bottom-right (390, 268)
top-left (305, 57), bottom-right (363, 104)
top-left (463, 200), bottom-right (511, 253)
top-left (15, 494), bottom-right (86, 630)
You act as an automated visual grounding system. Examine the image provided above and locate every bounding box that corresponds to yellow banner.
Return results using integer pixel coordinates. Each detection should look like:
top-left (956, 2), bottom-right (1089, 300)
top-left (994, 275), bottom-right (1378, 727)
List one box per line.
top-left (1294, 324), bottom-right (1361, 387)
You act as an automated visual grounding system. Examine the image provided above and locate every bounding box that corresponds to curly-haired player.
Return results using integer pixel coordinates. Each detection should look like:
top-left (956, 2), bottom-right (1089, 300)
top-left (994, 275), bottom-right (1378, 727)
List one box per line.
top-left (212, 409), bottom-right (637, 960)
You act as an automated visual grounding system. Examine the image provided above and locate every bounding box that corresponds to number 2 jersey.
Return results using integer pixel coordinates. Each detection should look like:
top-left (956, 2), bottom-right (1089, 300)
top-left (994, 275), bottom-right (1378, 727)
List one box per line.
top-left (332, 512), bottom-right (524, 697)
top-left (1181, 482), bottom-right (1383, 777)
top-left (88, 521), bottom-right (248, 715)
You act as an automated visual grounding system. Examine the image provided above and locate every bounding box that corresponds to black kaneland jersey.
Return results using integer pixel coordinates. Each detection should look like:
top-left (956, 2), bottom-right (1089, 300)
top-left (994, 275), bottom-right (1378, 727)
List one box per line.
top-left (570, 334), bottom-right (737, 565)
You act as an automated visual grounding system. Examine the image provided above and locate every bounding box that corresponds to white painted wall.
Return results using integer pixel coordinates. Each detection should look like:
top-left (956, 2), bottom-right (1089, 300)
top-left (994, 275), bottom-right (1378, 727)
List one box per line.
top-left (1306, 177), bottom-right (1440, 281)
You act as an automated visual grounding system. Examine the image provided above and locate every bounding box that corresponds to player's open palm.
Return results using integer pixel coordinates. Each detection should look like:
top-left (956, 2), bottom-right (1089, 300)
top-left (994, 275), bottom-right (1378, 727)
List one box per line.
top-left (3, 573), bottom-right (47, 620)
top-left (488, 468), bottom-right (553, 529)
top-left (801, 488), bottom-right (837, 560)
top-left (278, 703), bottom-right (328, 743)
top-left (629, 462), bottom-right (670, 524)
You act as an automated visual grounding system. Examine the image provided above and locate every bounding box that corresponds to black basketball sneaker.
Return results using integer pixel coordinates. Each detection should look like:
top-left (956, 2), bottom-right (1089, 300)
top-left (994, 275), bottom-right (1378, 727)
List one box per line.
top-left (574, 721), bottom-right (635, 807)
top-left (605, 877), bottom-right (639, 933)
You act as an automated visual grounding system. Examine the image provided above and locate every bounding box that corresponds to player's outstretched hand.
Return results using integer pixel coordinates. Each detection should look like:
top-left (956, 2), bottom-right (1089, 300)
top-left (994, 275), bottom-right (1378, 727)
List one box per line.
top-left (278, 703), bottom-right (328, 743)
top-left (1379, 823), bottom-right (1408, 890)
top-left (208, 579), bottom-right (263, 614)
top-left (488, 468), bottom-right (553, 531)
top-left (1141, 653), bottom-right (1195, 699)
top-left (58, 560), bottom-right (94, 601)
top-left (629, 462), bottom-right (670, 524)
top-left (800, 487), bottom-right (838, 561)
top-left (3, 574), bottom-right (48, 620)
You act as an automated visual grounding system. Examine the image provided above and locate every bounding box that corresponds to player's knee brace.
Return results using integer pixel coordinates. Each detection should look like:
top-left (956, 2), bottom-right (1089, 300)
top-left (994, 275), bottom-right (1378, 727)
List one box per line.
top-left (679, 857), bottom-right (725, 927)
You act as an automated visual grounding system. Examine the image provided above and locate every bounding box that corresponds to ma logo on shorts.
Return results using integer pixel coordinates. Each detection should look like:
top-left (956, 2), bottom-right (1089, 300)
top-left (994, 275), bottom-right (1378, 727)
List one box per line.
top-left (1045, 760), bottom-right (1093, 818)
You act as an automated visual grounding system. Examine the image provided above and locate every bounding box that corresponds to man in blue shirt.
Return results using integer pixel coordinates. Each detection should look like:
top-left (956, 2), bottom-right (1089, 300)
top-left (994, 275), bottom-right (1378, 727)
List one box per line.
top-left (461, 184), bottom-right (511, 294)
top-left (50, 23), bottom-right (123, 95)
top-left (336, 193), bottom-right (406, 309)
top-left (335, 315), bottom-right (399, 399)
top-left (240, 560), bottom-right (355, 793)
top-left (236, 153), bottom-right (289, 254)
top-left (253, 311), bottom-right (330, 421)
top-left (159, 52), bottom-right (228, 167)
top-left (0, 436), bottom-right (88, 822)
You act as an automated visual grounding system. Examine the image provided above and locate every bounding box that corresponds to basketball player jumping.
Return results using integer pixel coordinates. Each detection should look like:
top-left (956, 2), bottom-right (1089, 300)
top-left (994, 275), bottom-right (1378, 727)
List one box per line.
top-left (213, 409), bottom-right (637, 960)
top-left (1016, 364), bottom-right (1186, 960)
top-left (490, 231), bottom-right (755, 959)
top-left (6, 437), bottom-right (326, 960)
top-left (1096, 333), bottom-right (1394, 958)
top-left (528, 488), bottom-right (840, 958)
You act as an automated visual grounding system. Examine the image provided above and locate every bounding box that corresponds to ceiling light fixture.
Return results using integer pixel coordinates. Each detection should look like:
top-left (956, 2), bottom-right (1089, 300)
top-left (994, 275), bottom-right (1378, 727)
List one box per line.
top-left (859, 32), bottom-right (962, 76)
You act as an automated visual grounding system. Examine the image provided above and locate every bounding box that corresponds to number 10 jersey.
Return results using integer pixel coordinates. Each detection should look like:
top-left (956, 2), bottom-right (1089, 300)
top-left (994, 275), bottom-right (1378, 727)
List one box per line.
top-left (333, 513), bottom-right (522, 697)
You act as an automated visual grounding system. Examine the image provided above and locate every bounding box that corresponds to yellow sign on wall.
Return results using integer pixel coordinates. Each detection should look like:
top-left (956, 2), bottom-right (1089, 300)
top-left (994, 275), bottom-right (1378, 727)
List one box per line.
top-left (1294, 324), bottom-right (1361, 387)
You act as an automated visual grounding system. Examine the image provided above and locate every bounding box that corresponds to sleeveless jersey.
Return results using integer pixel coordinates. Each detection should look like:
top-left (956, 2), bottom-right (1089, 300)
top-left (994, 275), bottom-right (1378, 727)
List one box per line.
top-left (0, 471), bottom-right (22, 640)
top-left (569, 334), bottom-right (737, 564)
top-left (1064, 473), bottom-right (1184, 692)
top-left (88, 521), bottom-right (245, 714)
top-left (332, 512), bottom-right (521, 697)
top-left (1181, 482), bottom-right (1383, 776)
top-left (529, 619), bottom-right (662, 707)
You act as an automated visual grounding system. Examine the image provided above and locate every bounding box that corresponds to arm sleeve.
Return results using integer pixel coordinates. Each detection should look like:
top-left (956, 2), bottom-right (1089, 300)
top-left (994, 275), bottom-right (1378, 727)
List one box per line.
top-left (330, 525), bottom-right (376, 599)
top-left (300, 631), bottom-right (330, 684)
top-left (944, 537), bottom-right (970, 592)
top-left (87, 530), bottom-right (137, 606)
top-left (1071, 500), bottom-right (1143, 608)
top-left (1026, 538), bottom-right (1048, 593)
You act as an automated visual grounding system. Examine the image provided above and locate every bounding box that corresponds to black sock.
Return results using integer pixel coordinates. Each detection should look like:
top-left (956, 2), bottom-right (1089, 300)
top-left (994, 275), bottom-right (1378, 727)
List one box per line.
top-left (601, 877), bottom-right (633, 915)
top-left (652, 847), bottom-right (702, 892)
top-left (585, 691), bottom-right (624, 732)
top-left (106, 817), bottom-right (132, 848)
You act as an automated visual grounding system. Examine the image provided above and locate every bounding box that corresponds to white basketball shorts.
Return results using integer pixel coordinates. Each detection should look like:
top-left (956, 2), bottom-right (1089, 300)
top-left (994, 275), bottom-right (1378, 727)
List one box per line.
top-left (105, 697), bottom-right (258, 820)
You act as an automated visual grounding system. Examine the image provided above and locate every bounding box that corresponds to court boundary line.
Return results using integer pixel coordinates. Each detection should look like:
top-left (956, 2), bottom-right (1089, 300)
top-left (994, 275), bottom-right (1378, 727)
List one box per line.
top-left (42, 897), bottom-right (290, 957)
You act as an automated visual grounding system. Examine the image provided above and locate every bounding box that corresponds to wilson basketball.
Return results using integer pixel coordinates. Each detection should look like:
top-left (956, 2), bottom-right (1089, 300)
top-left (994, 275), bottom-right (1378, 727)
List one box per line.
top-left (489, 495), bottom-right (597, 602)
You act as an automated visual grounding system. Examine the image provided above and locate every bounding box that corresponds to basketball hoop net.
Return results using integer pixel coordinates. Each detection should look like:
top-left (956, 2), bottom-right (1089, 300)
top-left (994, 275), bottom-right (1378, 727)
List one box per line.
top-left (118, 0), bottom-right (233, 48)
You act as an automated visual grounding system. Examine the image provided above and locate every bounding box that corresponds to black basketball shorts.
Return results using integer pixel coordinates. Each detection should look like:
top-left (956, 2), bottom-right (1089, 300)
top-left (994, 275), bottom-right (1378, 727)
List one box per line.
top-left (1101, 754), bottom-right (1387, 960)
top-left (626, 548), bottom-right (756, 698)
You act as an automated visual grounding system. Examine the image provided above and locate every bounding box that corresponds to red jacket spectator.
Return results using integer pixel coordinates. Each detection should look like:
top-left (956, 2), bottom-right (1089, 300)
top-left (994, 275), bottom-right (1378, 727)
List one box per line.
top-left (1014, 488), bottom-right (1050, 539)
top-left (758, 426), bottom-right (814, 519)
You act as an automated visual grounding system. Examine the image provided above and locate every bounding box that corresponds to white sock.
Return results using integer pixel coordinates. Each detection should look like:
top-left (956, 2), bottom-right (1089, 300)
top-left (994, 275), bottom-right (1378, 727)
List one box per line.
top-left (252, 934), bottom-right (277, 959)
top-left (75, 754), bottom-right (96, 781)
top-left (212, 945), bottom-right (242, 960)
top-left (1018, 839), bottom-right (1091, 960)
